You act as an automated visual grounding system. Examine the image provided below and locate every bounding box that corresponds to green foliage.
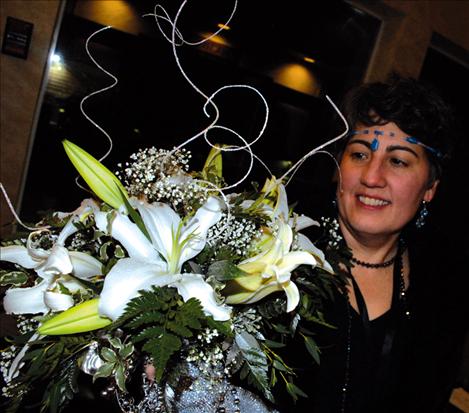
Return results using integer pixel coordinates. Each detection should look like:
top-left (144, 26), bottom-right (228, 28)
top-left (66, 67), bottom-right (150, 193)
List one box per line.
top-left (302, 334), bottom-right (321, 365)
top-left (0, 269), bottom-right (29, 287)
top-left (285, 380), bottom-right (308, 402)
top-left (93, 337), bottom-right (134, 392)
top-left (4, 334), bottom-right (93, 413)
top-left (236, 332), bottom-right (273, 402)
top-left (118, 286), bottom-right (209, 382)
top-left (41, 359), bottom-right (79, 413)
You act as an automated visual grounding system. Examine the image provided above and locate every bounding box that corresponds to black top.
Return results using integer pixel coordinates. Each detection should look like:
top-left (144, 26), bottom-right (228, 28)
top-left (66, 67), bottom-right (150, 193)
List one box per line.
top-left (308, 261), bottom-right (407, 413)
top-left (283, 230), bottom-right (468, 413)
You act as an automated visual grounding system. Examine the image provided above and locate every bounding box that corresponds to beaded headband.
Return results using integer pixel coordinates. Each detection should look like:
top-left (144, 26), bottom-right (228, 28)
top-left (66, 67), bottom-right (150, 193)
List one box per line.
top-left (349, 129), bottom-right (443, 159)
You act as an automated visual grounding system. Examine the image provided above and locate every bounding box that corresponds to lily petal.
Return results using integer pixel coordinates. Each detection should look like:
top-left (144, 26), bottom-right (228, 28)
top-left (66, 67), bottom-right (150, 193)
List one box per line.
top-left (0, 245), bottom-right (40, 269)
top-left (35, 245), bottom-right (73, 279)
top-left (173, 273), bottom-right (231, 321)
top-left (296, 233), bottom-right (334, 273)
top-left (292, 214), bottom-right (320, 231)
top-left (131, 199), bottom-right (180, 262)
top-left (58, 274), bottom-right (88, 293)
top-left (273, 183), bottom-right (289, 221)
top-left (237, 237), bottom-right (280, 275)
top-left (94, 210), bottom-right (159, 261)
top-left (282, 281), bottom-right (300, 312)
top-left (56, 218), bottom-right (80, 246)
top-left (189, 196), bottom-right (223, 236)
top-left (225, 280), bottom-right (281, 305)
top-left (278, 251), bottom-right (317, 275)
top-left (69, 251), bottom-right (102, 280)
top-left (277, 221), bottom-right (293, 254)
top-left (98, 258), bottom-right (177, 320)
top-left (56, 198), bottom-right (100, 245)
top-left (44, 291), bottom-right (75, 312)
top-left (179, 196), bottom-right (223, 264)
top-left (3, 279), bottom-right (50, 314)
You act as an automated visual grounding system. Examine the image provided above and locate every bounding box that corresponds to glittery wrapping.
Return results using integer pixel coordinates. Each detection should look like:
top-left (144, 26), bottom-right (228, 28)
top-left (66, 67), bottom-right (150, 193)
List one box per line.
top-left (164, 359), bottom-right (278, 413)
top-left (115, 358), bottom-right (279, 413)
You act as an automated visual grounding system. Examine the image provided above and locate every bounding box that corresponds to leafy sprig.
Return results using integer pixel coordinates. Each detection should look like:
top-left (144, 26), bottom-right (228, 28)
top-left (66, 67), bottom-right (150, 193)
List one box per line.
top-left (116, 286), bottom-right (212, 382)
top-left (93, 337), bottom-right (134, 392)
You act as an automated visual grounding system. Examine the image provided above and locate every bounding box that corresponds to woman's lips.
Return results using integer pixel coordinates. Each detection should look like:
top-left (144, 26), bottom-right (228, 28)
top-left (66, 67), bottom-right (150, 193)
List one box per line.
top-left (357, 195), bottom-right (391, 207)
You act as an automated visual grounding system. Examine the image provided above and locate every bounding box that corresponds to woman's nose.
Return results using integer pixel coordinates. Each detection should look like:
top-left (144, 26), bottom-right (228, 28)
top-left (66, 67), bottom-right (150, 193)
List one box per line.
top-left (360, 158), bottom-right (386, 188)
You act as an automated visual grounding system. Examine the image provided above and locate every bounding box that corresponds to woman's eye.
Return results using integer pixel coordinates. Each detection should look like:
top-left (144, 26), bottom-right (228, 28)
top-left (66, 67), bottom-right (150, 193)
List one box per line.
top-left (350, 152), bottom-right (368, 161)
top-left (390, 157), bottom-right (408, 167)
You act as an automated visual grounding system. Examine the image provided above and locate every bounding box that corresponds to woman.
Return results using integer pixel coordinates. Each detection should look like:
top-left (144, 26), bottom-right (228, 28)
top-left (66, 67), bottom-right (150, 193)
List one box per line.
top-left (292, 77), bottom-right (467, 413)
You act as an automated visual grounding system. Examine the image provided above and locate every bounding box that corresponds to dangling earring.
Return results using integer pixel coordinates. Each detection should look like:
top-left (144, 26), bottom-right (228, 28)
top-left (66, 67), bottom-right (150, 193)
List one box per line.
top-left (415, 201), bottom-right (429, 228)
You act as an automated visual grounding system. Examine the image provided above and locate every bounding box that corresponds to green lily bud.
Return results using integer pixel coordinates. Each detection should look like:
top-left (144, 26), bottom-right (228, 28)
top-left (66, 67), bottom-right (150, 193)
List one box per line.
top-left (202, 144), bottom-right (223, 179)
top-left (38, 299), bottom-right (111, 335)
top-left (63, 139), bottom-right (128, 209)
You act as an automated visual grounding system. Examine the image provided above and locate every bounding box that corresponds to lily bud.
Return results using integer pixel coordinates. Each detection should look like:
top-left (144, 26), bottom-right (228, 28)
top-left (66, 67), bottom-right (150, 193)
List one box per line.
top-left (202, 144), bottom-right (223, 179)
top-left (63, 140), bottom-right (128, 209)
top-left (38, 298), bottom-right (111, 335)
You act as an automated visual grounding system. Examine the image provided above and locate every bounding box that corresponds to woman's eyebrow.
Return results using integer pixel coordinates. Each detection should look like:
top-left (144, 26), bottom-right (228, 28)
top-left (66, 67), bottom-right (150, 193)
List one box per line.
top-left (347, 139), bottom-right (420, 158)
top-left (346, 138), bottom-right (370, 148)
top-left (387, 145), bottom-right (419, 158)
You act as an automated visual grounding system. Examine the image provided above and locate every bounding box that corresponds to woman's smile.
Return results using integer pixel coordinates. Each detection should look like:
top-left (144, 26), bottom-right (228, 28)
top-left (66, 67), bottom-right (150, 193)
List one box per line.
top-left (356, 194), bottom-right (391, 208)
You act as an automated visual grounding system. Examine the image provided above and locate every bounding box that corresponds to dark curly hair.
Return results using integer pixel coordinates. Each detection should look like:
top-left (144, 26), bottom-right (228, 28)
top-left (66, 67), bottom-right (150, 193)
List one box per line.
top-left (339, 75), bottom-right (454, 181)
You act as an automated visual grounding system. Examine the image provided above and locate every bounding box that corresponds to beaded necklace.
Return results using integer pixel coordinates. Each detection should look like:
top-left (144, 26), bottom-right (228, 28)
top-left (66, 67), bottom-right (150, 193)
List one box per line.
top-left (349, 253), bottom-right (397, 269)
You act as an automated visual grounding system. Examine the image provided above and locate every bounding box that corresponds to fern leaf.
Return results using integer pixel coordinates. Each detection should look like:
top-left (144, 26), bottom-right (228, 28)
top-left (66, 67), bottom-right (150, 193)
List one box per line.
top-left (166, 321), bottom-right (193, 337)
top-left (143, 334), bottom-right (182, 382)
top-left (235, 332), bottom-right (273, 402)
top-left (118, 286), bottom-right (176, 322)
top-left (133, 326), bottom-right (165, 343)
top-left (122, 287), bottom-right (213, 382)
top-left (126, 310), bottom-right (165, 328)
top-left (174, 298), bottom-right (204, 329)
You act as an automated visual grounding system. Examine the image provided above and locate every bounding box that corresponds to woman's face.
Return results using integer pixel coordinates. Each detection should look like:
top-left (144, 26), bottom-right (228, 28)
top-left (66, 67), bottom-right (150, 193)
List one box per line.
top-left (337, 122), bottom-right (439, 239)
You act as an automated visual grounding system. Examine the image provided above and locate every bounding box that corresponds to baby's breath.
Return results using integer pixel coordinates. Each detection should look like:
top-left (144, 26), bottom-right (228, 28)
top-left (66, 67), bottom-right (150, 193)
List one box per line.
top-left (206, 213), bottom-right (262, 258)
top-left (115, 147), bottom-right (209, 212)
top-left (186, 328), bottom-right (225, 376)
top-left (115, 147), bottom-right (190, 198)
top-left (0, 316), bottom-right (38, 395)
top-left (321, 217), bottom-right (342, 248)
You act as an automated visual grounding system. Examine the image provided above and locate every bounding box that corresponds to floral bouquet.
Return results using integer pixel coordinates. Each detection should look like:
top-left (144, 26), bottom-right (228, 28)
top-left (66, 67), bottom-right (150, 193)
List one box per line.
top-left (0, 139), bottom-right (344, 412)
top-left (0, 1), bottom-right (350, 410)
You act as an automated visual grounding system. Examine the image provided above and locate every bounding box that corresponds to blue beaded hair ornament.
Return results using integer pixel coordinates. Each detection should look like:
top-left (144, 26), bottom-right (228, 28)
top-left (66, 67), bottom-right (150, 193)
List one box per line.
top-left (348, 129), bottom-right (444, 159)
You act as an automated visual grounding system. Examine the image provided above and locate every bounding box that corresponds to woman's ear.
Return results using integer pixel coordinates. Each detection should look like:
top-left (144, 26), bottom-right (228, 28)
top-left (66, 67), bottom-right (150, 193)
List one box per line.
top-left (423, 179), bottom-right (440, 202)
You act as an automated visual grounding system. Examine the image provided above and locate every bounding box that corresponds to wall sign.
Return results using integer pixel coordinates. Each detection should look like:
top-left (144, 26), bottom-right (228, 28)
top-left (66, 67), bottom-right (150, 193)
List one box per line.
top-left (2, 17), bottom-right (34, 59)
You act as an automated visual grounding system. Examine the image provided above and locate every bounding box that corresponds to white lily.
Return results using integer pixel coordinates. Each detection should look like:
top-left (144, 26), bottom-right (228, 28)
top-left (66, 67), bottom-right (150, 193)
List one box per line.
top-left (0, 200), bottom-right (103, 314)
top-left (242, 178), bottom-right (332, 273)
top-left (94, 196), bottom-right (232, 321)
top-left (225, 219), bottom-right (317, 312)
